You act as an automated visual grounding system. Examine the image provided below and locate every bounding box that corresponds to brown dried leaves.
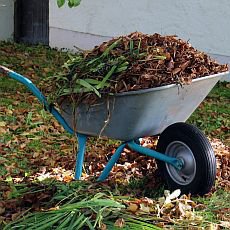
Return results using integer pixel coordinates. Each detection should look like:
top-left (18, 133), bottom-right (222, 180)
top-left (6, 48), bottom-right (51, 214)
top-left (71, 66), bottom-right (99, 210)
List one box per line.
top-left (89, 32), bottom-right (228, 93)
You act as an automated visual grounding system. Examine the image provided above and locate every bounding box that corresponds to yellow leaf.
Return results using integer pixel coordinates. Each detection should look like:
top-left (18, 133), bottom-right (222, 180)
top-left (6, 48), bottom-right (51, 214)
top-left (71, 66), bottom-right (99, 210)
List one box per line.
top-left (6, 109), bottom-right (13, 115)
top-left (0, 127), bottom-right (7, 133)
top-left (33, 152), bottom-right (40, 158)
top-left (63, 175), bottom-right (73, 183)
top-left (20, 132), bottom-right (31, 136)
top-left (127, 203), bottom-right (139, 212)
top-left (140, 203), bottom-right (150, 213)
top-left (0, 121), bottom-right (6, 127)
top-left (48, 206), bottom-right (60, 211)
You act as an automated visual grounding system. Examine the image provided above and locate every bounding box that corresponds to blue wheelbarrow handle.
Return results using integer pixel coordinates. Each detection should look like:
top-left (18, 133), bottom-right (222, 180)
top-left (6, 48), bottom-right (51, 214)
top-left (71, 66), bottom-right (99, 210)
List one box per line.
top-left (0, 65), bottom-right (184, 181)
top-left (0, 65), bottom-right (74, 135)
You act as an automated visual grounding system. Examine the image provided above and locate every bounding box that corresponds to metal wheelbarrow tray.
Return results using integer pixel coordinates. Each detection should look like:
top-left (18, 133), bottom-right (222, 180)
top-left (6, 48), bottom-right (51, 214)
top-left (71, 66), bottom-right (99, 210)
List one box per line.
top-left (61, 72), bottom-right (227, 141)
top-left (0, 65), bottom-right (229, 196)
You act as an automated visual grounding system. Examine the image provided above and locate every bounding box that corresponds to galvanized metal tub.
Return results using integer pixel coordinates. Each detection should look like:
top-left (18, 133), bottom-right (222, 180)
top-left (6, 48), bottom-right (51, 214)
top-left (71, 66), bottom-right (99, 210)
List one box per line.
top-left (60, 72), bottom-right (229, 141)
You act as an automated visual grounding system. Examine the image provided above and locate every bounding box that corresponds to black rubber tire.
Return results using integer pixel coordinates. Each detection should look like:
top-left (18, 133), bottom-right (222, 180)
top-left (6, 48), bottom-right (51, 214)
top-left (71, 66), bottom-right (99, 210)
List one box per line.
top-left (156, 122), bottom-right (216, 195)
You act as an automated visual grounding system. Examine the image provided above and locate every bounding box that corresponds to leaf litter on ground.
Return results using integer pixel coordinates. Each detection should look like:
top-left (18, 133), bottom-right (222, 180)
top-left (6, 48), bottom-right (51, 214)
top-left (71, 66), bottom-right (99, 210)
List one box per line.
top-left (0, 40), bottom-right (229, 229)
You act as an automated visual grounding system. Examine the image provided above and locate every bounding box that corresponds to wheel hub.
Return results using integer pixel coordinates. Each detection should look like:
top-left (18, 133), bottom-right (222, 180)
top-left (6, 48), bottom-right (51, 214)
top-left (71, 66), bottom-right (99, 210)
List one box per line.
top-left (165, 141), bottom-right (196, 185)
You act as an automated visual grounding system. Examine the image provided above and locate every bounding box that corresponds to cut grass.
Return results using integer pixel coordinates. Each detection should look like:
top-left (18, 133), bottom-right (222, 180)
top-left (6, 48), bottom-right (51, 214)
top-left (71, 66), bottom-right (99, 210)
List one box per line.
top-left (2, 179), bottom-right (229, 229)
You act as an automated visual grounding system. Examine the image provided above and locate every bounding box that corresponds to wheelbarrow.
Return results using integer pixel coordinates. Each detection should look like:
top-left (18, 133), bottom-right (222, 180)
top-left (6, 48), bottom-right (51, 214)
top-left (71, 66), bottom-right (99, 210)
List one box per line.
top-left (0, 65), bottom-right (228, 195)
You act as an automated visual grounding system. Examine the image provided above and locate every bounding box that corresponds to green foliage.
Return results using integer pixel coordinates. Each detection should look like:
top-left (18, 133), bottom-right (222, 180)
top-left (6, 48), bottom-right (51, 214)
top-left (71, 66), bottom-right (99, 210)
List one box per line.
top-left (57, 0), bottom-right (81, 8)
top-left (48, 36), bottom-right (168, 105)
top-left (48, 39), bottom-right (129, 103)
top-left (4, 190), bottom-right (125, 230)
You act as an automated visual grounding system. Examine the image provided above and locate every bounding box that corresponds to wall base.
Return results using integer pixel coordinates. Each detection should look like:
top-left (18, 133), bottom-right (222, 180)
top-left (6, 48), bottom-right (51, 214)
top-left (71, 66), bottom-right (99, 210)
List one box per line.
top-left (49, 27), bottom-right (112, 51)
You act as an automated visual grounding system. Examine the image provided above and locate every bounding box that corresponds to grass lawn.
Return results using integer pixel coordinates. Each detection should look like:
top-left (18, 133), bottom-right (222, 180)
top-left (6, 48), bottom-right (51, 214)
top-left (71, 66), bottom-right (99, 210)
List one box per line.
top-left (0, 41), bottom-right (229, 229)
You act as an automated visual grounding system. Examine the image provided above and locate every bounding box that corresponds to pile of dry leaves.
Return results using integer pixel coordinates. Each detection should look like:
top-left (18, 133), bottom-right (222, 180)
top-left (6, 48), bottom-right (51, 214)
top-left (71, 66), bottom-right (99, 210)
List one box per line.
top-left (92, 32), bottom-right (228, 91)
top-left (50, 32), bottom-right (228, 103)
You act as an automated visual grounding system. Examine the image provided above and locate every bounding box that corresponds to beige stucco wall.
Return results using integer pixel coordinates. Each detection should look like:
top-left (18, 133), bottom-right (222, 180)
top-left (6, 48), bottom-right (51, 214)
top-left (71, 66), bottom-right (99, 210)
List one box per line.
top-left (0, 0), bottom-right (14, 40)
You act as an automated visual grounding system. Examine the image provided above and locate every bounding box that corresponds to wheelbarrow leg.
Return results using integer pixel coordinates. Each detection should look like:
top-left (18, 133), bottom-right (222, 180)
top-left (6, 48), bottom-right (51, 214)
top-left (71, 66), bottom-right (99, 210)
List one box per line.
top-left (97, 142), bottom-right (126, 182)
top-left (75, 133), bottom-right (87, 180)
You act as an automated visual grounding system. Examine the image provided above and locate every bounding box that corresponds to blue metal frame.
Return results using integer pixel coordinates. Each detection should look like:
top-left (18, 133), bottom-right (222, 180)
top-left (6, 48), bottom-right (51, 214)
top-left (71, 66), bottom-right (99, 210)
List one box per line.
top-left (127, 141), bottom-right (183, 170)
top-left (97, 140), bottom-right (183, 181)
top-left (98, 142), bottom-right (126, 181)
top-left (3, 67), bottom-right (74, 135)
top-left (0, 66), bottom-right (184, 181)
top-left (75, 134), bottom-right (87, 179)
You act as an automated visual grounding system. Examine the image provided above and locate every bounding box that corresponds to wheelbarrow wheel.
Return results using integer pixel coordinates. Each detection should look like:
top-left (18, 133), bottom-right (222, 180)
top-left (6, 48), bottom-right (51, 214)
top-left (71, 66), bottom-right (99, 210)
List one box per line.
top-left (156, 122), bottom-right (216, 195)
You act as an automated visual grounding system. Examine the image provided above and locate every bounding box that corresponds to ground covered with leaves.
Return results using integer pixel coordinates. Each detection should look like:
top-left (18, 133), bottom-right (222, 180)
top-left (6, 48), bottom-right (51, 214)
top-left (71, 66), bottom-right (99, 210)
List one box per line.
top-left (0, 41), bottom-right (229, 229)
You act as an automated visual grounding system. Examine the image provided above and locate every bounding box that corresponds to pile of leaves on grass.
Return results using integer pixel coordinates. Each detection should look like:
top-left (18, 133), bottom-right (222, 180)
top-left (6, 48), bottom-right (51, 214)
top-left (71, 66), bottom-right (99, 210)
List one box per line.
top-left (48, 32), bottom-right (228, 104)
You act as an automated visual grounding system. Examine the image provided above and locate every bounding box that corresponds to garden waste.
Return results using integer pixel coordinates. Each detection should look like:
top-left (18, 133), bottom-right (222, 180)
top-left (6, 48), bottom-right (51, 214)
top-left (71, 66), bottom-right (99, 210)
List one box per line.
top-left (48, 32), bottom-right (228, 104)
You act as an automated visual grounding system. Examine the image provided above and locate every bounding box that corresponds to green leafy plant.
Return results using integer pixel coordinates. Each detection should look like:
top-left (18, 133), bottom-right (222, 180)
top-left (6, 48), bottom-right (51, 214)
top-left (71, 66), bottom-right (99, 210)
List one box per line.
top-left (3, 193), bottom-right (125, 230)
top-left (48, 39), bottom-right (129, 104)
top-left (48, 36), bottom-right (168, 105)
top-left (57, 0), bottom-right (81, 8)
